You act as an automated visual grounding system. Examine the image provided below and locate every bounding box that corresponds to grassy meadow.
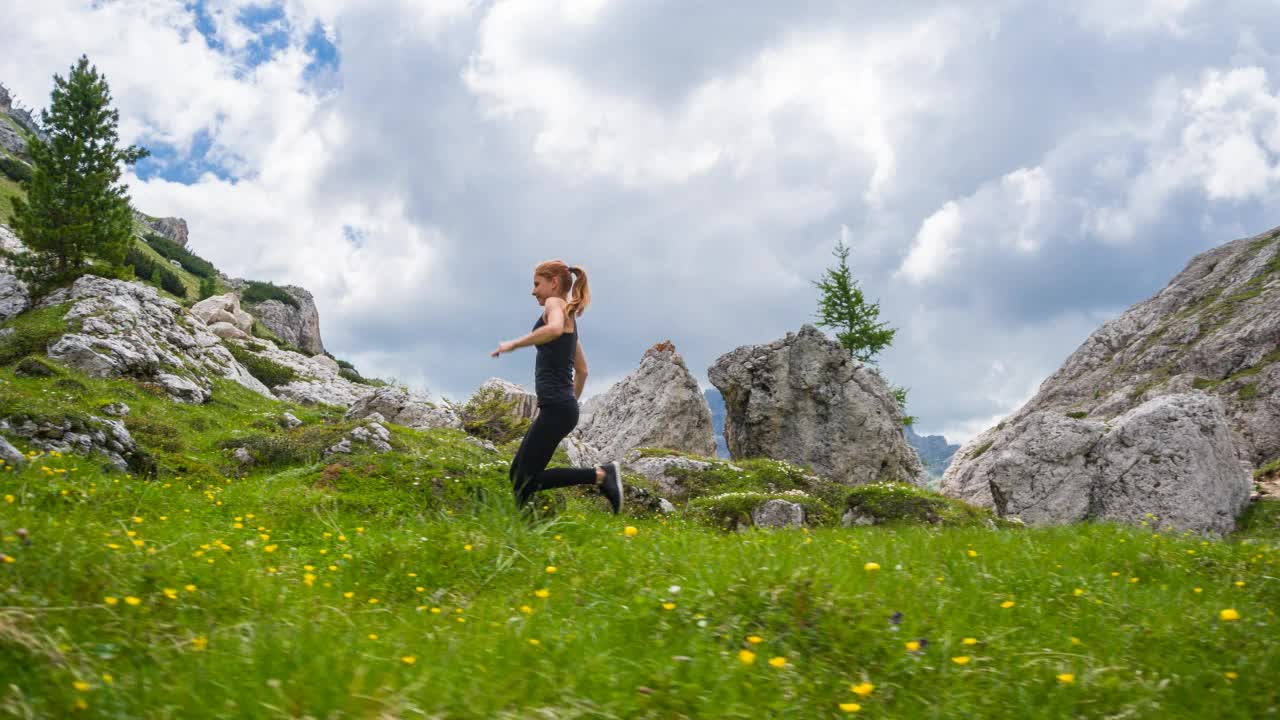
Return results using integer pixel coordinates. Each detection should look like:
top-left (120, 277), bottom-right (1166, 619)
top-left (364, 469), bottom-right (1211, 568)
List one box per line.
top-left (1, 362), bottom-right (1278, 718)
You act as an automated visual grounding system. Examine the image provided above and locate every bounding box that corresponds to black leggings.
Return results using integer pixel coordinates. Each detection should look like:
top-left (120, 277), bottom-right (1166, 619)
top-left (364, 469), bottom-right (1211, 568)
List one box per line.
top-left (510, 400), bottom-right (598, 508)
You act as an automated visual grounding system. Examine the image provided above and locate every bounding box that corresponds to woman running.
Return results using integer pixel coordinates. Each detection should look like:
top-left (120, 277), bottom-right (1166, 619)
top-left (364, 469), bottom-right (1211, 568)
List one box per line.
top-left (491, 260), bottom-right (624, 514)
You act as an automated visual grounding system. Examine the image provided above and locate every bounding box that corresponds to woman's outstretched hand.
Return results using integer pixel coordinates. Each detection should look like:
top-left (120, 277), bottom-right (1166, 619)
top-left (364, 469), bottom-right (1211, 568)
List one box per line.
top-left (491, 340), bottom-right (517, 358)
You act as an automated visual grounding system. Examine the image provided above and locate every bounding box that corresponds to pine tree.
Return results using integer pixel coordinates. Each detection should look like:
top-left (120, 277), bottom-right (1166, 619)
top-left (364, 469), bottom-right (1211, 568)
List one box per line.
top-left (813, 239), bottom-right (915, 425)
top-left (813, 240), bottom-right (895, 362)
top-left (6, 56), bottom-right (148, 292)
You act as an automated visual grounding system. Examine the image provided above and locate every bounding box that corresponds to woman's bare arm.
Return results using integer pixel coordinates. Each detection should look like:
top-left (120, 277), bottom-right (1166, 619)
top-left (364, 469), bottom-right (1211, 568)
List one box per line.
top-left (573, 340), bottom-right (588, 399)
top-left (491, 298), bottom-right (568, 357)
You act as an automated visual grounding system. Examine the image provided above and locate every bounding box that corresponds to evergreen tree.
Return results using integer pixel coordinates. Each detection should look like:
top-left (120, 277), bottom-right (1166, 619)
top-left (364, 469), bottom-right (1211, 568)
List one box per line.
top-left (5, 56), bottom-right (148, 292)
top-left (812, 240), bottom-right (895, 362)
top-left (812, 239), bottom-right (915, 425)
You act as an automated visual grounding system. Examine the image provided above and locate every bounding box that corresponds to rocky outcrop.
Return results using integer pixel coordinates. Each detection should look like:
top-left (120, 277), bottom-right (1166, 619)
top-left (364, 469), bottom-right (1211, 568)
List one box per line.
top-left (1, 413), bottom-right (144, 473)
top-left (569, 342), bottom-right (716, 466)
top-left (233, 281), bottom-right (325, 355)
top-left (229, 337), bottom-right (368, 408)
top-left (952, 228), bottom-right (1280, 482)
top-left (708, 324), bottom-right (925, 487)
top-left (941, 393), bottom-right (1252, 534)
top-left (33, 276), bottom-right (271, 403)
top-left (0, 118), bottom-right (29, 161)
top-left (344, 386), bottom-right (462, 431)
top-left (133, 212), bottom-right (190, 248)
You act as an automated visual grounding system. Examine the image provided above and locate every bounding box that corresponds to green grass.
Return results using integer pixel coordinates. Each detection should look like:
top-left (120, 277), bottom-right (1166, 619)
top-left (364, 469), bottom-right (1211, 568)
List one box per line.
top-left (0, 170), bottom-right (24, 224)
top-left (0, 363), bottom-right (1278, 718)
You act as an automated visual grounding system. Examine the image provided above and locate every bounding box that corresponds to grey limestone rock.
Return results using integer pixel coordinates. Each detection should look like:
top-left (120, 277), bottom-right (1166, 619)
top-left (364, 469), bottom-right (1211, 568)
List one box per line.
top-left (570, 342), bottom-right (716, 466)
top-left (0, 436), bottom-right (24, 466)
top-left (623, 450), bottom-right (743, 502)
top-left (344, 386), bottom-right (462, 431)
top-left (1, 414), bottom-right (141, 473)
top-left (752, 499), bottom-right (805, 528)
top-left (941, 393), bottom-right (1252, 534)
top-left (326, 420), bottom-right (393, 456)
top-left (0, 271), bottom-right (29, 323)
top-left (240, 283), bottom-right (326, 355)
top-left (190, 294), bottom-right (254, 335)
top-left (708, 324), bottom-right (925, 487)
top-left (280, 412), bottom-right (302, 429)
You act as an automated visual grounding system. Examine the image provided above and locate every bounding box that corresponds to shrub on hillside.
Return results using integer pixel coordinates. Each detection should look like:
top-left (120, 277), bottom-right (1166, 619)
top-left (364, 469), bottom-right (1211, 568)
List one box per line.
top-left (242, 280), bottom-right (299, 309)
top-left (144, 232), bottom-right (216, 278)
top-left (226, 342), bottom-right (298, 389)
top-left (0, 156), bottom-right (32, 183)
top-left (459, 385), bottom-right (532, 445)
top-left (218, 424), bottom-right (348, 467)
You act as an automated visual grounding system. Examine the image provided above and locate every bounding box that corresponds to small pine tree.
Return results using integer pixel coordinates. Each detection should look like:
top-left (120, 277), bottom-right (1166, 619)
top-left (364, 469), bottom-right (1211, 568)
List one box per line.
top-left (5, 56), bottom-right (148, 293)
top-left (813, 239), bottom-right (915, 425)
top-left (813, 240), bottom-right (895, 362)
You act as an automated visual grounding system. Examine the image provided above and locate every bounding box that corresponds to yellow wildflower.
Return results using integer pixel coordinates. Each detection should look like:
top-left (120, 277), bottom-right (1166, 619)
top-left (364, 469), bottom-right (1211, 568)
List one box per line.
top-left (1056, 673), bottom-right (1075, 684)
top-left (1001, 600), bottom-right (1015, 609)
top-left (850, 682), bottom-right (875, 698)
top-left (401, 656), bottom-right (416, 664)
top-left (303, 573), bottom-right (316, 587)
top-left (768, 656), bottom-right (787, 668)
top-left (184, 584), bottom-right (196, 592)
top-left (264, 544), bottom-right (277, 553)
top-left (967, 550), bottom-right (977, 557)
top-left (1225, 671), bottom-right (1239, 680)
top-left (905, 641), bottom-right (921, 652)
top-left (344, 592), bottom-right (355, 599)
top-left (162, 588), bottom-right (178, 600)
top-left (545, 566), bottom-right (557, 573)
top-left (73, 681), bottom-right (91, 692)
top-left (535, 589), bottom-right (550, 599)
top-left (863, 562), bottom-right (881, 572)
top-left (520, 605), bottom-right (534, 614)
top-left (104, 596), bottom-right (119, 606)
top-left (746, 635), bottom-right (763, 645)
top-left (662, 602), bottom-right (676, 610)
top-left (463, 544), bottom-right (472, 551)
top-left (839, 702), bottom-right (862, 713)
top-left (368, 634), bottom-right (378, 640)
top-left (1219, 608), bottom-right (1240, 621)
top-left (528, 638), bottom-right (541, 645)
top-left (952, 656), bottom-right (971, 665)
top-left (738, 649), bottom-right (756, 665)
top-left (124, 596), bottom-right (141, 606)
top-left (191, 636), bottom-right (208, 650)
top-left (623, 526), bottom-right (638, 537)
top-left (961, 637), bottom-right (978, 645)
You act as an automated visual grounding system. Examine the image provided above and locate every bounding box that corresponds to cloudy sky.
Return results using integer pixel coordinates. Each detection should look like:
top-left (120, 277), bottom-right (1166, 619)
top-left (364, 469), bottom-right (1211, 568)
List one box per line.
top-left (4, 0), bottom-right (1280, 444)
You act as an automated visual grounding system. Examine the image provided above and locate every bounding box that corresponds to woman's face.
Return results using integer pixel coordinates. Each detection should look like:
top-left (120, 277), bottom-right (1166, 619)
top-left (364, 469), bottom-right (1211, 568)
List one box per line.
top-left (531, 273), bottom-right (559, 305)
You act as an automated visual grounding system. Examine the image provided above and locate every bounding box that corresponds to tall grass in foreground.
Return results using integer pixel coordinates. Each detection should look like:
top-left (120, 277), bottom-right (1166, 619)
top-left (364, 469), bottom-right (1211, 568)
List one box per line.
top-left (1, 446), bottom-right (1277, 719)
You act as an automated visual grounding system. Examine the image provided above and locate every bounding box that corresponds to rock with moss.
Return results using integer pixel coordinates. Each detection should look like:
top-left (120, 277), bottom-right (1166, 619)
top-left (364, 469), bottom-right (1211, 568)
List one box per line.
top-left (753, 499), bottom-right (805, 528)
top-left (844, 482), bottom-right (1003, 527)
top-left (942, 393), bottom-right (1251, 534)
top-left (687, 490), bottom-right (835, 530)
top-left (0, 435), bottom-right (23, 466)
top-left (708, 324), bottom-right (925, 487)
top-left (570, 342), bottom-right (716, 465)
top-left (948, 227), bottom-right (1280, 478)
top-left (230, 279), bottom-right (326, 356)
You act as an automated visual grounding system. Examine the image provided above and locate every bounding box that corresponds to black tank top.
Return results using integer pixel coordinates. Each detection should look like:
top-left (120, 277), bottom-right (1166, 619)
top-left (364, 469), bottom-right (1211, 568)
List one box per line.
top-left (533, 313), bottom-right (577, 406)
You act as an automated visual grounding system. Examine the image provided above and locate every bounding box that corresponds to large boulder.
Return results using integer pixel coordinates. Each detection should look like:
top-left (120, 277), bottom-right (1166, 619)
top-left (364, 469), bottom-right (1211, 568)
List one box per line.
top-left (947, 227), bottom-right (1280, 480)
top-left (0, 271), bottom-right (28, 323)
top-left (344, 386), bottom-right (462, 431)
top-left (233, 280), bottom-right (326, 356)
top-left (708, 324), bottom-right (925, 486)
top-left (35, 276), bottom-right (270, 402)
top-left (190, 293), bottom-right (254, 335)
top-left (941, 393), bottom-right (1252, 534)
top-left (569, 341), bottom-right (716, 466)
